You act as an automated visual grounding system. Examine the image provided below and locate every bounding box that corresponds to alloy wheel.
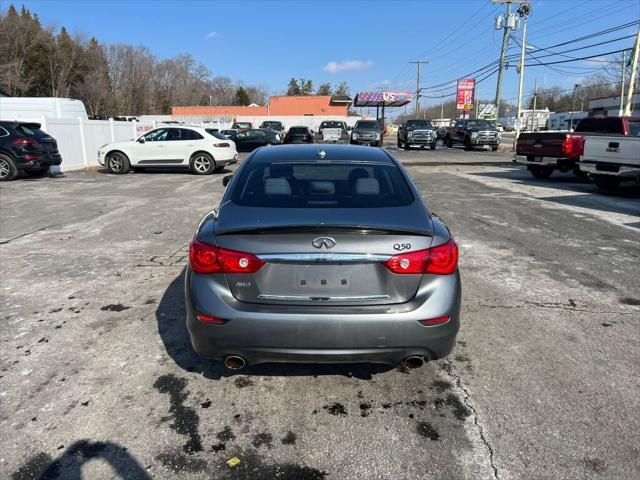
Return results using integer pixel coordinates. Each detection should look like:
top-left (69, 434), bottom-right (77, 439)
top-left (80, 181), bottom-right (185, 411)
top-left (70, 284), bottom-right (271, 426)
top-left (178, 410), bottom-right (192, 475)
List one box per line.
top-left (109, 154), bottom-right (123, 172)
top-left (0, 159), bottom-right (9, 179)
top-left (193, 155), bottom-right (211, 173)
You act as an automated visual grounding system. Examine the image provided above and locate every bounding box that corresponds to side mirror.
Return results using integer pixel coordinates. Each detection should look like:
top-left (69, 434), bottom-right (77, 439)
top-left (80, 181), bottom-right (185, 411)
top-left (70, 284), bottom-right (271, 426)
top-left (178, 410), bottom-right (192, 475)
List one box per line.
top-left (347, 126), bottom-right (352, 131)
top-left (137, 137), bottom-right (145, 143)
top-left (222, 174), bottom-right (233, 187)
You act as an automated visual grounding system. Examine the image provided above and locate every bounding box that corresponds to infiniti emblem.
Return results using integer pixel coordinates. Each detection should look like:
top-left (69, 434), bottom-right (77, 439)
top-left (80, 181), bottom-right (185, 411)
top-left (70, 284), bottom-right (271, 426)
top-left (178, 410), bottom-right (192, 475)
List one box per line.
top-left (312, 237), bottom-right (336, 249)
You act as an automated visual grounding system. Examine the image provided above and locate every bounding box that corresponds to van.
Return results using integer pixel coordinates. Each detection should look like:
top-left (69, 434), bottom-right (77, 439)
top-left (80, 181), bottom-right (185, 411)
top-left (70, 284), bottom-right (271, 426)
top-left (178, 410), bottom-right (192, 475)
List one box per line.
top-left (0, 97), bottom-right (89, 121)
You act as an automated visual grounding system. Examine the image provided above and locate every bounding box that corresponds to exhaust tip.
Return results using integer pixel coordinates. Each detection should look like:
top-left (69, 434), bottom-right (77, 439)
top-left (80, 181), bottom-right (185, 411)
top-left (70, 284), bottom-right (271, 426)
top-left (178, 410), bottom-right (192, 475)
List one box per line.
top-left (224, 355), bottom-right (246, 370)
top-left (402, 356), bottom-right (425, 370)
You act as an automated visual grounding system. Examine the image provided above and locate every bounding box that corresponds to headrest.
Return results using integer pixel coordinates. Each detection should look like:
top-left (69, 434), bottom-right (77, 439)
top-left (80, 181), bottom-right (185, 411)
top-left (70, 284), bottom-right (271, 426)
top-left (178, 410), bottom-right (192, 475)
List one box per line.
top-left (309, 181), bottom-right (335, 196)
top-left (264, 177), bottom-right (291, 195)
top-left (355, 178), bottom-right (380, 195)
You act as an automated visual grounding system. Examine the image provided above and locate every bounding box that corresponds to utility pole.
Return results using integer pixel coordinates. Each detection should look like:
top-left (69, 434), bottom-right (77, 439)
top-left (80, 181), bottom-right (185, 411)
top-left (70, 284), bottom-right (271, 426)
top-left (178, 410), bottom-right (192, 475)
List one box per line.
top-left (623, 24), bottom-right (639, 116)
top-left (475, 85), bottom-right (480, 119)
top-left (440, 90), bottom-right (445, 120)
top-left (494, 0), bottom-right (513, 117)
top-left (531, 79), bottom-right (537, 131)
top-left (514, 1), bottom-right (531, 145)
top-left (410, 61), bottom-right (426, 118)
top-left (619, 50), bottom-right (627, 116)
top-left (569, 84), bottom-right (580, 132)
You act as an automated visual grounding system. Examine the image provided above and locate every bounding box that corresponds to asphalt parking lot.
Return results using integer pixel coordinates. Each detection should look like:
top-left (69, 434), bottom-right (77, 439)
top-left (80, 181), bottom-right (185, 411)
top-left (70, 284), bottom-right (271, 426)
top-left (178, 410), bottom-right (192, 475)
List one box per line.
top-left (1, 146), bottom-right (639, 480)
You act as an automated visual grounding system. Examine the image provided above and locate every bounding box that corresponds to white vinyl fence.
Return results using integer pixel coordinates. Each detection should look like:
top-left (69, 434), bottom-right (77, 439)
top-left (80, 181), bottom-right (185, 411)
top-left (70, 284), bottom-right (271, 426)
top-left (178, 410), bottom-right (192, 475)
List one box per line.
top-left (26, 117), bottom-right (154, 171)
top-left (21, 114), bottom-right (363, 171)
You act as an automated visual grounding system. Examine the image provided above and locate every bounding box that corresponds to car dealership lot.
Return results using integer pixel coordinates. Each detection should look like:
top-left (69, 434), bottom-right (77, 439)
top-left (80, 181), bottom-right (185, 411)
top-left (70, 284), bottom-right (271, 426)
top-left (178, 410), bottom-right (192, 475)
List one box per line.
top-left (1, 148), bottom-right (639, 480)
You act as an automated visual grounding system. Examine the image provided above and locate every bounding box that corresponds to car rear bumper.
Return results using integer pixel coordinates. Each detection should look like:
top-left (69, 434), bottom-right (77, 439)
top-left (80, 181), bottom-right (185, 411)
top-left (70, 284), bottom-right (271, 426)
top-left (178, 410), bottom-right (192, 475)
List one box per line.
top-left (185, 268), bottom-right (461, 365)
top-left (513, 154), bottom-right (565, 166)
top-left (579, 161), bottom-right (640, 178)
top-left (15, 152), bottom-right (62, 170)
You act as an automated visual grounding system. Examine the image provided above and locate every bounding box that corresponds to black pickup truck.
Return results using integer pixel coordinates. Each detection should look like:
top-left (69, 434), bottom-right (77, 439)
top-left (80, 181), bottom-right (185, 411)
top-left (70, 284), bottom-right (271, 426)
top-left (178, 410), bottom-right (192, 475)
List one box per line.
top-left (446, 119), bottom-right (500, 151)
top-left (397, 119), bottom-right (438, 150)
top-left (515, 116), bottom-right (640, 179)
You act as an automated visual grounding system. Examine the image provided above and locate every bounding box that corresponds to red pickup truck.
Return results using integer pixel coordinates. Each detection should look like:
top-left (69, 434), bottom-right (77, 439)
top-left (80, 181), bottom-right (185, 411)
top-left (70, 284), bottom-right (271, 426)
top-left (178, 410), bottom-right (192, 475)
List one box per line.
top-left (514, 117), bottom-right (640, 179)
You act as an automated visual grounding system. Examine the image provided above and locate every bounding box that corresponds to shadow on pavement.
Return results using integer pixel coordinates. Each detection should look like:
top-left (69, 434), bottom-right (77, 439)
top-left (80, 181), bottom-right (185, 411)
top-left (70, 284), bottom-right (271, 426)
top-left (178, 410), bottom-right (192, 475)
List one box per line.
top-left (470, 169), bottom-right (640, 202)
top-left (156, 270), bottom-right (394, 380)
top-left (11, 440), bottom-right (150, 480)
top-left (96, 167), bottom-right (234, 175)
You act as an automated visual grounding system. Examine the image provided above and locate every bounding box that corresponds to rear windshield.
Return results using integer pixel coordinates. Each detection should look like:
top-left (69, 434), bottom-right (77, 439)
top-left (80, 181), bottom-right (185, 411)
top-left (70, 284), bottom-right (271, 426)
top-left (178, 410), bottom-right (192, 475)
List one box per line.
top-left (231, 161), bottom-right (414, 208)
top-left (321, 122), bottom-right (344, 128)
top-left (206, 129), bottom-right (228, 140)
top-left (289, 127), bottom-right (309, 134)
top-left (15, 124), bottom-right (44, 136)
top-left (261, 122), bottom-right (282, 128)
top-left (234, 123), bottom-right (251, 128)
top-left (575, 117), bottom-right (624, 134)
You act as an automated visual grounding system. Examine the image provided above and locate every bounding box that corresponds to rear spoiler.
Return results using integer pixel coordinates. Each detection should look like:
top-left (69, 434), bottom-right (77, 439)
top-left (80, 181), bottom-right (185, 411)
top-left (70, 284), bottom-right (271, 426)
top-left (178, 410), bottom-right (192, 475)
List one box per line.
top-left (215, 225), bottom-right (433, 237)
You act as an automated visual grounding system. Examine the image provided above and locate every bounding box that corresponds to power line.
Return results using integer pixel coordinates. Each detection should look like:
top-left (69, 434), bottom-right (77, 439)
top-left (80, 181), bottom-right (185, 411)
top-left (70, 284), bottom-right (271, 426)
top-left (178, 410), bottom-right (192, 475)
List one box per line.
top-left (524, 48), bottom-right (630, 66)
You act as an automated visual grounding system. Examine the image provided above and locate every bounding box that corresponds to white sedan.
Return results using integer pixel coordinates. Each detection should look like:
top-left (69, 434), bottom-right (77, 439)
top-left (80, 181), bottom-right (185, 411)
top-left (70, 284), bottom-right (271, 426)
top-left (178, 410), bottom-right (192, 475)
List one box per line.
top-left (98, 126), bottom-right (238, 175)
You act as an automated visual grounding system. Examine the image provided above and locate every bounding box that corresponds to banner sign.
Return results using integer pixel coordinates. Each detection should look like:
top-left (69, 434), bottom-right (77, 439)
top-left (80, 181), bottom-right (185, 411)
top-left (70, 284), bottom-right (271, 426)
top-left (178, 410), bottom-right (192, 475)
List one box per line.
top-left (354, 91), bottom-right (413, 107)
top-left (478, 103), bottom-right (497, 119)
top-left (456, 79), bottom-right (475, 111)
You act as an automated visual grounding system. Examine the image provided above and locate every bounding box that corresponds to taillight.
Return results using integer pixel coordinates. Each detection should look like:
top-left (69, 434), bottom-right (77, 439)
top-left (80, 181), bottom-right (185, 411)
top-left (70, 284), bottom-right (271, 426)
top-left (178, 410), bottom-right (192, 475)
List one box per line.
top-left (561, 134), bottom-right (584, 158)
top-left (196, 313), bottom-right (227, 324)
top-left (214, 143), bottom-right (231, 148)
top-left (12, 138), bottom-right (39, 146)
top-left (384, 239), bottom-right (458, 275)
top-left (189, 240), bottom-right (264, 274)
top-left (419, 316), bottom-right (450, 326)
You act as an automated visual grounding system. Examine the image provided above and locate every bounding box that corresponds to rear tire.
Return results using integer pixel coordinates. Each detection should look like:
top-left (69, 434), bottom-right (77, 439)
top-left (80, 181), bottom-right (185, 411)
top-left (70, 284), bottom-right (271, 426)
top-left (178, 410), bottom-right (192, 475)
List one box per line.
top-left (430, 143), bottom-right (436, 150)
top-left (106, 152), bottom-right (130, 174)
top-left (593, 175), bottom-right (621, 191)
top-left (0, 154), bottom-right (18, 181)
top-left (190, 152), bottom-right (215, 175)
top-left (491, 146), bottom-right (499, 151)
top-left (528, 165), bottom-right (553, 179)
top-left (25, 167), bottom-right (49, 177)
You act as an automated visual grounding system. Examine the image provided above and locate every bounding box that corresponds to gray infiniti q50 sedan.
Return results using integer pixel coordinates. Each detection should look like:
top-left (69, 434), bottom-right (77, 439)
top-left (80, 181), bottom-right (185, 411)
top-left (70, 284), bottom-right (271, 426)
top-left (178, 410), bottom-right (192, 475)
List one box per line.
top-left (185, 144), bottom-right (460, 370)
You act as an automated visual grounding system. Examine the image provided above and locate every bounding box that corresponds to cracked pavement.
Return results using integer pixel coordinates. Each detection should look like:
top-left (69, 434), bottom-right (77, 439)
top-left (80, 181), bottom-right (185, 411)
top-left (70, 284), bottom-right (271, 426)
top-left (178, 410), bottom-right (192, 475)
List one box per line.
top-left (1, 147), bottom-right (639, 479)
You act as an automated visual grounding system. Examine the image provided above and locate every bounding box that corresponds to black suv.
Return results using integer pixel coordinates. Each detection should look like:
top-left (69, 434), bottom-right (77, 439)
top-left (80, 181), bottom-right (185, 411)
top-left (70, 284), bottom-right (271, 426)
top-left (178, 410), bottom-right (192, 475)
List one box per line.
top-left (0, 121), bottom-right (62, 181)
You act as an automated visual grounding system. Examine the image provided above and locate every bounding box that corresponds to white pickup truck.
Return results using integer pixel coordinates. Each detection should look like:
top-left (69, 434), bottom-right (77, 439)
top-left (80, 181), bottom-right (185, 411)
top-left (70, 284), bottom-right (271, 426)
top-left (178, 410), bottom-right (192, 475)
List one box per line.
top-left (319, 120), bottom-right (348, 143)
top-left (580, 122), bottom-right (640, 191)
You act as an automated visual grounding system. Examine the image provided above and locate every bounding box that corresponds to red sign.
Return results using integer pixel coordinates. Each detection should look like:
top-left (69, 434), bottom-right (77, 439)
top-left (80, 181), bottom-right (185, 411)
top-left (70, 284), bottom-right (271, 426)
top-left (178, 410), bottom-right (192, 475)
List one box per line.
top-left (456, 79), bottom-right (475, 111)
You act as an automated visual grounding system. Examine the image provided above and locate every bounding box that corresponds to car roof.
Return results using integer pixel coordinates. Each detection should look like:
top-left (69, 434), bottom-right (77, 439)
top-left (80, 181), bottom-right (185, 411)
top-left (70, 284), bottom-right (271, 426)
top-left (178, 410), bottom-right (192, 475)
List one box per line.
top-left (249, 144), bottom-right (395, 164)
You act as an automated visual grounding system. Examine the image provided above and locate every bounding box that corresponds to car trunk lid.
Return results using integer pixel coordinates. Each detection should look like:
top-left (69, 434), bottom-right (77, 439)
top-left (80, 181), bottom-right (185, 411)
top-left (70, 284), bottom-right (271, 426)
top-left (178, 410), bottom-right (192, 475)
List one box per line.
top-left (214, 204), bottom-right (433, 306)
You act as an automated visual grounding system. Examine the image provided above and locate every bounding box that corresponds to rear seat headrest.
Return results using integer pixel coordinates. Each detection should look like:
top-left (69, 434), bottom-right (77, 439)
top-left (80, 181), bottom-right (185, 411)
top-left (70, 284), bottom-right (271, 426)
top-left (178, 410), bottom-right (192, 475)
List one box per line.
top-left (264, 177), bottom-right (291, 195)
top-left (355, 178), bottom-right (380, 195)
top-left (309, 181), bottom-right (334, 196)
